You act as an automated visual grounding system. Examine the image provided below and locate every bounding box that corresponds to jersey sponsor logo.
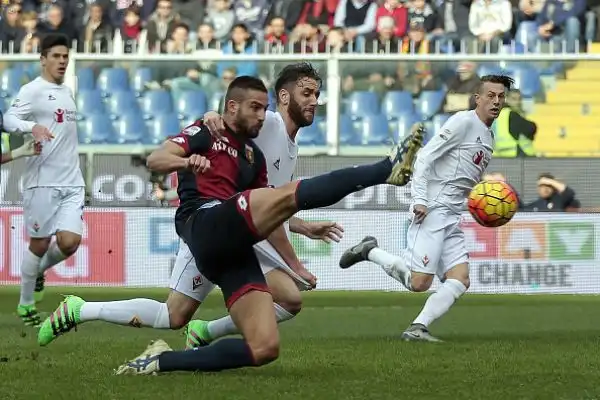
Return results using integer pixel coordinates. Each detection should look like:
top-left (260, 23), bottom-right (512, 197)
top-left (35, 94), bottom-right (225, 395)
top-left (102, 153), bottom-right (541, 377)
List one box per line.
top-left (439, 129), bottom-right (451, 140)
top-left (170, 137), bottom-right (186, 144)
top-left (182, 125), bottom-right (201, 136)
top-left (245, 144), bottom-right (254, 164)
top-left (55, 109), bottom-right (65, 123)
top-left (212, 140), bottom-right (238, 158)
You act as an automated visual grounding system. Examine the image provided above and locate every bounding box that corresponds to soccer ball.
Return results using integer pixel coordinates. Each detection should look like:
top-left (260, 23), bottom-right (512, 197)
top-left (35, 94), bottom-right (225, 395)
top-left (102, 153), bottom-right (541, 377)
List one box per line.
top-left (467, 180), bottom-right (519, 228)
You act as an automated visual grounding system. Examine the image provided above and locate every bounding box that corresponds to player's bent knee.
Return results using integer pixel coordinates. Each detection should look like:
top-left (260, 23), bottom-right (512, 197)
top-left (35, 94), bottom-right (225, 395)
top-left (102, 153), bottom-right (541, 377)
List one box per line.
top-left (411, 274), bottom-right (434, 292)
top-left (29, 238), bottom-right (51, 256)
top-left (166, 291), bottom-right (199, 329)
top-left (56, 232), bottom-right (82, 256)
top-left (445, 263), bottom-right (470, 290)
top-left (277, 299), bottom-right (302, 316)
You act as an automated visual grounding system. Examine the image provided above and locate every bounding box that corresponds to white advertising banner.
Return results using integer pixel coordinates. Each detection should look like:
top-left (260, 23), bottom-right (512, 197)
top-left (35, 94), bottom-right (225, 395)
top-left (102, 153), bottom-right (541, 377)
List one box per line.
top-left (0, 207), bottom-right (598, 294)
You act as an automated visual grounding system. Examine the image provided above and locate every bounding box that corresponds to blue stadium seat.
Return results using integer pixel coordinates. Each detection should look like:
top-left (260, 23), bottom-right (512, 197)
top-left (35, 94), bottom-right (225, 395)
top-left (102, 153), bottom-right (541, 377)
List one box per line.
top-left (267, 91), bottom-right (276, 112)
top-left (209, 92), bottom-right (224, 112)
top-left (78, 114), bottom-right (114, 144)
top-left (0, 99), bottom-right (6, 113)
top-left (108, 90), bottom-right (140, 119)
top-left (360, 114), bottom-right (391, 145)
top-left (77, 68), bottom-right (95, 91)
top-left (76, 89), bottom-right (105, 116)
top-left (382, 91), bottom-right (414, 118)
top-left (176, 90), bottom-right (208, 120)
top-left (508, 67), bottom-right (542, 98)
top-left (346, 91), bottom-right (379, 117)
top-left (339, 114), bottom-right (359, 145)
top-left (97, 68), bottom-right (129, 96)
top-left (432, 113), bottom-right (450, 133)
top-left (389, 113), bottom-right (419, 142)
top-left (147, 113), bottom-right (181, 144)
top-left (298, 122), bottom-right (326, 146)
top-left (1, 68), bottom-right (28, 98)
top-left (132, 68), bottom-right (153, 96)
top-left (417, 91), bottom-right (445, 118)
top-left (115, 112), bottom-right (147, 144)
top-left (141, 90), bottom-right (173, 118)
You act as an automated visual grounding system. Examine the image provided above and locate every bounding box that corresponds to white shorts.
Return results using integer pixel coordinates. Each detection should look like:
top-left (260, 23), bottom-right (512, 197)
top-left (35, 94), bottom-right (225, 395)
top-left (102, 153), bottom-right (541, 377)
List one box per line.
top-left (22, 187), bottom-right (85, 238)
top-left (404, 206), bottom-right (469, 280)
top-left (169, 239), bottom-right (312, 303)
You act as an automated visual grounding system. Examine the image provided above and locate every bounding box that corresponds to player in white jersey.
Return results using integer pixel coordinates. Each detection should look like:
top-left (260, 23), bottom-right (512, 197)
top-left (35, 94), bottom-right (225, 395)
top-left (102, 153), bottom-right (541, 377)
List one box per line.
top-left (339, 75), bottom-right (514, 342)
top-left (3, 34), bottom-right (85, 327)
top-left (35, 63), bottom-right (349, 347)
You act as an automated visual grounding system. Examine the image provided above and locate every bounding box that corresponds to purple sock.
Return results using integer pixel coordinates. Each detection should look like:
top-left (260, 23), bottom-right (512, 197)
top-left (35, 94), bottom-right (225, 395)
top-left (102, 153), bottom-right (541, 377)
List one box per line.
top-left (295, 158), bottom-right (392, 210)
top-left (158, 338), bottom-right (256, 372)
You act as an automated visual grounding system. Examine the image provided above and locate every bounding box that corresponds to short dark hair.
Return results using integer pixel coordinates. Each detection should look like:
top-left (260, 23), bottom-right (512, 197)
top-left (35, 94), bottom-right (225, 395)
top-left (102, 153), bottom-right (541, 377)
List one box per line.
top-left (40, 33), bottom-right (69, 56)
top-left (538, 173), bottom-right (555, 180)
top-left (232, 23), bottom-right (249, 32)
top-left (224, 75), bottom-right (268, 104)
top-left (274, 62), bottom-right (322, 103)
top-left (477, 75), bottom-right (515, 93)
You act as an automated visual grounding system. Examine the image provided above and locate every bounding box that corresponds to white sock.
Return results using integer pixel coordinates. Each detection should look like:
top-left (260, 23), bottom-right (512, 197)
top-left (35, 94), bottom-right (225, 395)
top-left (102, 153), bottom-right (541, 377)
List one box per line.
top-left (79, 299), bottom-right (171, 328)
top-left (19, 250), bottom-right (41, 306)
top-left (413, 279), bottom-right (467, 327)
top-left (368, 248), bottom-right (412, 289)
top-left (38, 241), bottom-right (68, 273)
top-left (207, 302), bottom-right (295, 340)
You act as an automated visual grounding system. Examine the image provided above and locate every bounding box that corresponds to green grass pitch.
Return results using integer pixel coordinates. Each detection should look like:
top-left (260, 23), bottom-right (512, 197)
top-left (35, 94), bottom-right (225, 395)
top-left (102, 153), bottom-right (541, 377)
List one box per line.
top-left (0, 287), bottom-right (599, 400)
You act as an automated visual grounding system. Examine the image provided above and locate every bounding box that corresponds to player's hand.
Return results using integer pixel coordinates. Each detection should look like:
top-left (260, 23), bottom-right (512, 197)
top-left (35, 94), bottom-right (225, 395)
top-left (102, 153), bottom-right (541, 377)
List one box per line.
top-left (32, 124), bottom-right (54, 142)
top-left (413, 204), bottom-right (428, 224)
top-left (203, 111), bottom-right (225, 139)
top-left (20, 139), bottom-right (42, 156)
top-left (294, 265), bottom-right (317, 289)
top-left (302, 221), bottom-right (344, 243)
top-left (186, 154), bottom-right (210, 174)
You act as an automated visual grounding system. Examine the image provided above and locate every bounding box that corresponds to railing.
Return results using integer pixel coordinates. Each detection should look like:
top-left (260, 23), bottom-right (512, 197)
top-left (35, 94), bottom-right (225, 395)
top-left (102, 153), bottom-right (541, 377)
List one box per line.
top-left (4, 52), bottom-right (600, 155)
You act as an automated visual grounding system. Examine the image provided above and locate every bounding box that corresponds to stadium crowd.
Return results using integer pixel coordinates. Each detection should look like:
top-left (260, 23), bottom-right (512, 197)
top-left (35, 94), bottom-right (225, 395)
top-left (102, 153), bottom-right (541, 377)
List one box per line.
top-left (0, 0), bottom-right (596, 55)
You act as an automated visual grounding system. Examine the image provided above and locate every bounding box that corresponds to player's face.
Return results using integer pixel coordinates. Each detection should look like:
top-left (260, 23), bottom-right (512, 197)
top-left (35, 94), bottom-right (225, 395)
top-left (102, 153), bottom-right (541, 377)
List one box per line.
top-left (287, 77), bottom-right (320, 128)
top-left (475, 82), bottom-right (506, 120)
top-left (41, 45), bottom-right (69, 83)
top-left (235, 90), bottom-right (268, 138)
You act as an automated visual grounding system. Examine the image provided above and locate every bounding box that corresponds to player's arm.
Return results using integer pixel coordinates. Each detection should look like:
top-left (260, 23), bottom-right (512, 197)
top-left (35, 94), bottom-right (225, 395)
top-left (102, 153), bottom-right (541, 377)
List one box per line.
top-left (3, 88), bottom-right (37, 134)
top-left (411, 115), bottom-right (467, 207)
top-left (146, 124), bottom-right (211, 174)
top-left (0, 138), bottom-right (42, 164)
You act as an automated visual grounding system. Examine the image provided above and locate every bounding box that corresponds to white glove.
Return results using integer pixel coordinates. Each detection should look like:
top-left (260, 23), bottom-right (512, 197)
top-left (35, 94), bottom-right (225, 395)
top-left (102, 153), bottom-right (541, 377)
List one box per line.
top-left (11, 139), bottom-right (41, 159)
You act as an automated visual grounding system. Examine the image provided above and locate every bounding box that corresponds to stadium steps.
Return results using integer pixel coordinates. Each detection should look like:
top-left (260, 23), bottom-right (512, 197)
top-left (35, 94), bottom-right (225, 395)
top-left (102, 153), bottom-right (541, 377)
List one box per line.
top-left (527, 59), bottom-right (600, 156)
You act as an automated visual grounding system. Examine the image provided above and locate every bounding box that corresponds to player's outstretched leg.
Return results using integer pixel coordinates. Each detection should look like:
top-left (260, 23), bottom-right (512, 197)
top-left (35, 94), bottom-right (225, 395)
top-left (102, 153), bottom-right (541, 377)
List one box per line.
top-left (339, 237), bottom-right (413, 290)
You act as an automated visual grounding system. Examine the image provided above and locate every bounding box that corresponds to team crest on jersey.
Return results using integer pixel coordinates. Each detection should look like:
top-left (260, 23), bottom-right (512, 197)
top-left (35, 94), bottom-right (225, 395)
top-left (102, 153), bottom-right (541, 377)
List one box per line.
top-left (245, 144), bottom-right (254, 164)
top-left (192, 274), bottom-right (203, 290)
top-left (422, 255), bottom-right (429, 266)
top-left (182, 125), bottom-right (201, 136)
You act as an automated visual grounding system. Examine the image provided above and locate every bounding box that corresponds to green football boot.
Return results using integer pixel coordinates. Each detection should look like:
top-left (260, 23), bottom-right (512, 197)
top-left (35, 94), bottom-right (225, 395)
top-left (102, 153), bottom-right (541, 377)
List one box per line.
top-left (17, 304), bottom-right (41, 327)
top-left (184, 320), bottom-right (213, 349)
top-left (38, 295), bottom-right (85, 346)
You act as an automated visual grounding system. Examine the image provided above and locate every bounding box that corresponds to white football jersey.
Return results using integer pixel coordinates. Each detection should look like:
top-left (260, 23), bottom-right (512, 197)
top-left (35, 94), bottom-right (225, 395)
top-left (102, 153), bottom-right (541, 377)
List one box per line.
top-left (411, 110), bottom-right (495, 214)
top-left (4, 77), bottom-right (84, 189)
top-left (253, 110), bottom-right (298, 188)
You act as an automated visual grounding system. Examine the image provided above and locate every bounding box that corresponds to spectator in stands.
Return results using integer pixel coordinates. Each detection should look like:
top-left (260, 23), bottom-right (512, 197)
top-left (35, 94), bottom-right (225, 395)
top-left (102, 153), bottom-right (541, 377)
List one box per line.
top-left (197, 23), bottom-right (219, 48)
top-left (290, 22), bottom-right (326, 52)
top-left (326, 26), bottom-right (351, 51)
top-left (146, 0), bottom-right (180, 53)
top-left (442, 60), bottom-right (480, 113)
top-left (0, 3), bottom-right (25, 53)
top-left (70, 0), bottom-right (112, 34)
top-left (468, 0), bottom-right (512, 53)
top-left (334, 0), bottom-right (377, 42)
top-left (111, 0), bottom-right (155, 27)
top-left (37, 4), bottom-right (75, 42)
top-left (523, 174), bottom-right (581, 212)
top-left (587, 0), bottom-right (600, 42)
top-left (400, 61), bottom-right (442, 98)
top-left (518, 0), bottom-right (546, 21)
top-left (364, 15), bottom-right (401, 52)
top-left (430, 0), bottom-right (472, 52)
top-left (218, 23), bottom-right (258, 77)
top-left (205, 0), bottom-right (235, 41)
top-left (20, 10), bottom-right (39, 41)
top-left (172, 0), bottom-right (205, 30)
top-left (78, 3), bottom-right (113, 53)
top-left (264, 16), bottom-right (288, 46)
top-left (284, 0), bottom-right (339, 34)
top-left (494, 88), bottom-right (536, 157)
top-left (401, 20), bottom-right (429, 53)
top-left (532, 0), bottom-right (585, 52)
top-left (375, 0), bottom-right (408, 38)
top-left (408, 0), bottom-right (436, 34)
top-left (33, 0), bottom-right (68, 23)
top-left (164, 22), bottom-right (192, 53)
top-left (232, 0), bottom-right (272, 37)
top-left (119, 5), bottom-right (144, 53)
